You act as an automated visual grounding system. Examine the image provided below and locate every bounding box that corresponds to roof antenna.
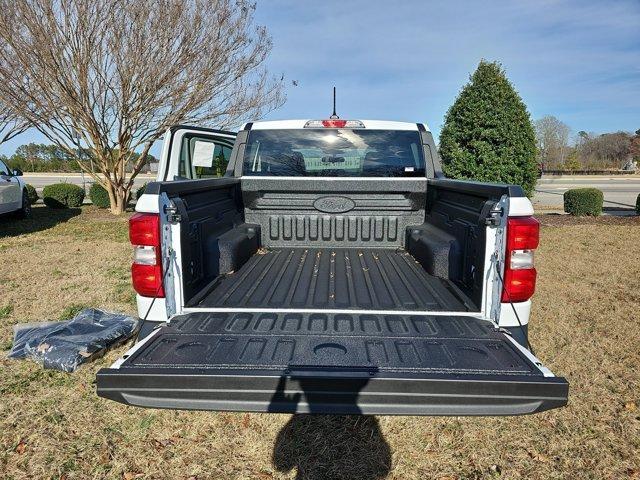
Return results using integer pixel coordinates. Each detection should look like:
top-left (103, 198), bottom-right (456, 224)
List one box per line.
top-left (329, 86), bottom-right (339, 119)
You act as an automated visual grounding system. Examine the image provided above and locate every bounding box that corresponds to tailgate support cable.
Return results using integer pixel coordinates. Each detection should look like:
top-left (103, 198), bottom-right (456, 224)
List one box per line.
top-left (140, 248), bottom-right (176, 327)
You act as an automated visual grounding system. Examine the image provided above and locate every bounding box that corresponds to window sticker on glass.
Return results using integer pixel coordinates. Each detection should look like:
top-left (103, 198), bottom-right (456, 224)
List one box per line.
top-left (192, 141), bottom-right (216, 167)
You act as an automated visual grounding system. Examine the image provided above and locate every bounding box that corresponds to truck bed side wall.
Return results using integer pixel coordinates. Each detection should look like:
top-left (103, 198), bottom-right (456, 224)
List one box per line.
top-left (407, 179), bottom-right (525, 308)
top-left (147, 178), bottom-right (259, 305)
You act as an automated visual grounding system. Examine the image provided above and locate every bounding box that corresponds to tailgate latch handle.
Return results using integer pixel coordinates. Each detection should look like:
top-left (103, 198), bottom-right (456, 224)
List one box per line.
top-left (485, 205), bottom-right (504, 226)
top-left (163, 204), bottom-right (182, 224)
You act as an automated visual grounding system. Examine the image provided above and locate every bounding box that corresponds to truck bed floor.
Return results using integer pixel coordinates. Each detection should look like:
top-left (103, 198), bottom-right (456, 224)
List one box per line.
top-left (196, 248), bottom-right (471, 311)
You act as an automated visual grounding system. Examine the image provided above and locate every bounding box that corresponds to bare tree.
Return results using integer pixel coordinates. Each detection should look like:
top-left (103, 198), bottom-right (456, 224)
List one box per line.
top-left (0, 0), bottom-right (284, 213)
top-left (0, 102), bottom-right (28, 144)
top-left (579, 132), bottom-right (632, 170)
top-left (534, 115), bottom-right (571, 170)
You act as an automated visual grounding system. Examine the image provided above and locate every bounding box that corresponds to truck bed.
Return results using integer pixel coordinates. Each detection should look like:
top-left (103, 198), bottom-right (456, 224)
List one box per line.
top-left (195, 248), bottom-right (472, 311)
top-left (99, 178), bottom-right (569, 416)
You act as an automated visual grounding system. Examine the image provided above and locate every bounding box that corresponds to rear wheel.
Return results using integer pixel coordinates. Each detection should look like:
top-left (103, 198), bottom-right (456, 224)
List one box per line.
top-left (16, 189), bottom-right (32, 218)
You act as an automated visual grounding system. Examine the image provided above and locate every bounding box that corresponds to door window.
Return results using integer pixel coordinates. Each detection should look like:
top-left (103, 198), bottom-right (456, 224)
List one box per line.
top-left (0, 160), bottom-right (9, 176)
top-left (178, 135), bottom-right (233, 179)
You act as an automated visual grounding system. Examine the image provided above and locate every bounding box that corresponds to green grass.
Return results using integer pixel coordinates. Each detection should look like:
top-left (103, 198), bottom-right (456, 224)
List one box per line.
top-left (58, 303), bottom-right (90, 321)
top-left (0, 207), bottom-right (639, 479)
top-left (0, 204), bottom-right (129, 241)
top-left (0, 304), bottom-right (13, 319)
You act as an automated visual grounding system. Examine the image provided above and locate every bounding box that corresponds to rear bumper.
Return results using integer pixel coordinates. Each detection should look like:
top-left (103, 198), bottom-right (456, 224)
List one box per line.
top-left (97, 368), bottom-right (568, 416)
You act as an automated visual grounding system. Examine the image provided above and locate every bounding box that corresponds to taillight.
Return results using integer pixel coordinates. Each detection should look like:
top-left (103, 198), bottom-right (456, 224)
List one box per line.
top-left (501, 216), bottom-right (539, 302)
top-left (129, 212), bottom-right (164, 298)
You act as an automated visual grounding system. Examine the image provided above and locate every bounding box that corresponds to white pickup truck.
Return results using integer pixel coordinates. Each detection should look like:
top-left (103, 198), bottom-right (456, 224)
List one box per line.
top-left (97, 119), bottom-right (568, 415)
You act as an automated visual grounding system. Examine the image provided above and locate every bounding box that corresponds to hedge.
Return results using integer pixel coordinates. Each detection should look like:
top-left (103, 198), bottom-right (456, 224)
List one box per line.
top-left (42, 183), bottom-right (85, 208)
top-left (89, 182), bottom-right (110, 208)
top-left (439, 61), bottom-right (538, 197)
top-left (24, 184), bottom-right (38, 205)
top-left (563, 188), bottom-right (604, 216)
top-left (136, 183), bottom-right (148, 200)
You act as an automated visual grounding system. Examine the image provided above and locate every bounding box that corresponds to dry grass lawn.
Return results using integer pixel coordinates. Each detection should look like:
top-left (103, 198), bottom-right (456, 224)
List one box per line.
top-left (1, 206), bottom-right (639, 480)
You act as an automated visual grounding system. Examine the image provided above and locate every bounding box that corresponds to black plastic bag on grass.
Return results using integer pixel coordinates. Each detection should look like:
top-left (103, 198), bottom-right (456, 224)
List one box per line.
top-left (9, 308), bottom-right (139, 372)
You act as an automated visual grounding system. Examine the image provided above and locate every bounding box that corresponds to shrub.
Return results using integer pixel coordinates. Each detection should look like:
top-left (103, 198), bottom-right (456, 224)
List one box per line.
top-left (42, 183), bottom-right (85, 208)
top-left (636, 193), bottom-right (640, 215)
top-left (89, 182), bottom-right (110, 208)
top-left (563, 188), bottom-right (603, 216)
top-left (136, 182), bottom-right (148, 200)
top-left (24, 184), bottom-right (38, 205)
top-left (439, 61), bottom-right (538, 197)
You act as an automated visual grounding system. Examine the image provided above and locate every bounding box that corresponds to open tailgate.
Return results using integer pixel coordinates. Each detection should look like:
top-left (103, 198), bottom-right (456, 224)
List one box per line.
top-left (97, 312), bottom-right (568, 415)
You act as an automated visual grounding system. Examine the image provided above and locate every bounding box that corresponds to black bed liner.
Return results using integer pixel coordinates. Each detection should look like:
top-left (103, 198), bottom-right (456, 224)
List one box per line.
top-left (196, 248), bottom-right (471, 311)
top-left (97, 312), bottom-right (568, 415)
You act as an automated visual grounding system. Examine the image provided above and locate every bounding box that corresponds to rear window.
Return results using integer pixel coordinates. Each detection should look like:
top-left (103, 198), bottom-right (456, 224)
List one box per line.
top-left (242, 129), bottom-right (425, 177)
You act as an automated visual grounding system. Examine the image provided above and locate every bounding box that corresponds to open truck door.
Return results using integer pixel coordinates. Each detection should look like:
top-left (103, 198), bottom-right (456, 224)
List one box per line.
top-left (157, 125), bottom-right (237, 182)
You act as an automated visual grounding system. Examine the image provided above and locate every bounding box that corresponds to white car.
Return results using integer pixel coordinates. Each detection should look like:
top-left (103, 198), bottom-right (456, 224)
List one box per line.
top-left (0, 159), bottom-right (30, 217)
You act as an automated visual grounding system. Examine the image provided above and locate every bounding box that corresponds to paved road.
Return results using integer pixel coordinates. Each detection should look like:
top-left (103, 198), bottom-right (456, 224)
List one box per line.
top-left (23, 173), bottom-right (156, 191)
top-left (534, 175), bottom-right (640, 210)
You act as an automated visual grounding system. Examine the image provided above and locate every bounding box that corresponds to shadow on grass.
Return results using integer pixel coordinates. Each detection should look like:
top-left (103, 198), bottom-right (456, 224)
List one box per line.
top-left (273, 414), bottom-right (391, 480)
top-left (270, 375), bottom-right (392, 479)
top-left (0, 206), bottom-right (81, 238)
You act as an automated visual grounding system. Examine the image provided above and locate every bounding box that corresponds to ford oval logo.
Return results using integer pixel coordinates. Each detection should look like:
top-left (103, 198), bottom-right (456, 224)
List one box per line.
top-left (313, 196), bottom-right (355, 213)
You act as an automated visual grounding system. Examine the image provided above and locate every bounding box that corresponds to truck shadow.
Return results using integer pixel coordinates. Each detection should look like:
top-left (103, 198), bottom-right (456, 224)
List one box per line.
top-left (270, 375), bottom-right (392, 480)
top-left (0, 206), bottom-right (80, 238)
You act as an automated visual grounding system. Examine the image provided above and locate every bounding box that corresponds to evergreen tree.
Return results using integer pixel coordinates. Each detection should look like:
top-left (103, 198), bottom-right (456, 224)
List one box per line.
top-left (439, 61), bottom-right (538, 196)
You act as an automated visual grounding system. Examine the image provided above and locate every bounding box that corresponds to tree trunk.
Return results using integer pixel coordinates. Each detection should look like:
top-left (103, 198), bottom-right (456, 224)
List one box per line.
top-left (110, 188), bottom-right (127, 215)
top-left (109, 185), bottom-right (132, 215)
top-left (104, 181), bottom-right (126, 215)
top-left (111, 196), bottom-right (125, 215)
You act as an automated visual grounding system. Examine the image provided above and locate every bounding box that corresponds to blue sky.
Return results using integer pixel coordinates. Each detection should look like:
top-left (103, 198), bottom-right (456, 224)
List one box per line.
top-left (1, 0), bottom-right (638, 156)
